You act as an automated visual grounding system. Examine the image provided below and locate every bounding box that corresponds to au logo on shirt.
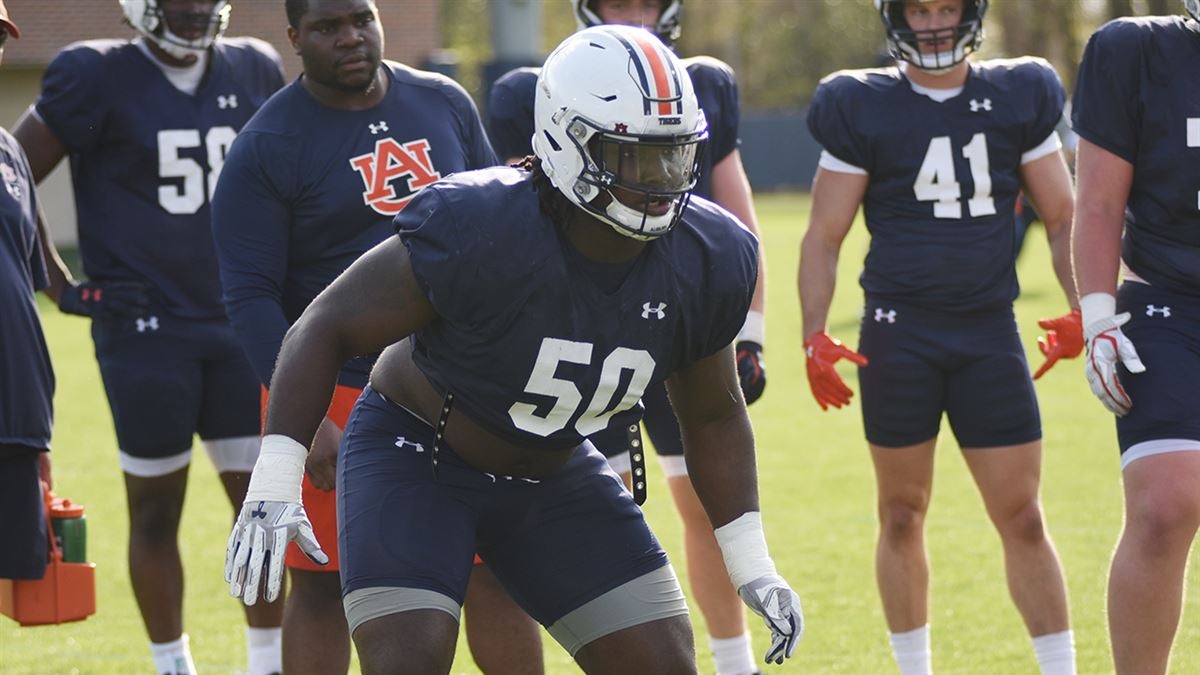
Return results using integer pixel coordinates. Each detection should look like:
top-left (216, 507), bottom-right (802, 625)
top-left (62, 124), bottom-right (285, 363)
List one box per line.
top-left (349, 138), bottom-right (442, 216)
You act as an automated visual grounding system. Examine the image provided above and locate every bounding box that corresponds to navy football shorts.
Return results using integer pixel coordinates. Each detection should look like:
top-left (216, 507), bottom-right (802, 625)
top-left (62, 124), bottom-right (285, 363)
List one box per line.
top-left (1113, 282), bottom-right (1200, 466)
top-left (91, 314), bottom-right (260, 458)
top-left (336, 388), bottom-right (670, 627)
top-left (857, 298), bottom-right (1042, 449)
top-left (589, 381), bottom-right (684, 459)
top-left (0, 447), bottom-right (49, 579)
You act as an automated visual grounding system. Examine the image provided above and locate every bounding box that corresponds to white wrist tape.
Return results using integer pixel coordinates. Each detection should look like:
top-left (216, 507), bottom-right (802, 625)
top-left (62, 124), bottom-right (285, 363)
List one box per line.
top-left (244, 434), bottom-right (307, 505)
top-left (1080, 292), bottom-right (1117, 328)
top-left (714, 511), bottom-right (778, 589)
top-left (737, 310), bottom-right (765, 346)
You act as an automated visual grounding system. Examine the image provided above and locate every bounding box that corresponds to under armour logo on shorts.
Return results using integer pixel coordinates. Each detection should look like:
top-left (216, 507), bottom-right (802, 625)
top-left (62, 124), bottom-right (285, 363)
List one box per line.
top-left (136, 316), bottom-right (160, 333)
top-left (218, 95), bottom-right (238, 109)
top-left (1146, 304), bottom-right (1171, 318)
top-left (874, 308), bottom-right (897, 323)
top-left (969, 98), bottom-right (992, 112)
top-left (369, 121), bottom-right (390, 135)
top-left (395, 436), bottom-right (425, 453)
top-left (642, 302), bottom-right (667, 319)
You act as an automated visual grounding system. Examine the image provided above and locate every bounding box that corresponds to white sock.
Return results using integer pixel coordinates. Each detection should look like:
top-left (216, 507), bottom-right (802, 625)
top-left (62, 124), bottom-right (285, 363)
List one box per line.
top-left (1032, 630), bottom-right (1076, 675)
top-left (889, 625), bottom-right (932, 675)
top-left (246, 626), bottom-right (283, 675)
top-left (150, 634), bottom-right (196, 675)
top-left (709, 631), bottom-right (757, 675)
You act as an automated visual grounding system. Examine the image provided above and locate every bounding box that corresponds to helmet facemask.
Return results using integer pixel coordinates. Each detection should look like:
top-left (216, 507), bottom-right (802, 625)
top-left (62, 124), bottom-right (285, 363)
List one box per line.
top-left (121, 0), bottom-right (231, 60)
top-left (572, 0), bottom-right (683, 48)
top-left (877, 0), bottom-right (987, 74)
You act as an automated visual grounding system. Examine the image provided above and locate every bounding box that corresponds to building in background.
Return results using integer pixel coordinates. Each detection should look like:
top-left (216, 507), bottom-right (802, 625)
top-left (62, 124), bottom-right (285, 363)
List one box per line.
top-left (0, 0), bottom-right (439, 246)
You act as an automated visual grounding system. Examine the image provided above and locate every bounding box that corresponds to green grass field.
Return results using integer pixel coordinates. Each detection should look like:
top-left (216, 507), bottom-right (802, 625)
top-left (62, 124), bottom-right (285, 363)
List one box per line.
top-left (2, 191), bottom-right (1197, 674)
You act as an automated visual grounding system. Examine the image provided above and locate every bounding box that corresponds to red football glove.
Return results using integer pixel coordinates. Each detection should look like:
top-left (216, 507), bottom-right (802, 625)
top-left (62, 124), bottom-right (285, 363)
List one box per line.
top-left (803, 331), bottom-right (868, 411)
top-left (1032, 309), bottom-right (1083, 380)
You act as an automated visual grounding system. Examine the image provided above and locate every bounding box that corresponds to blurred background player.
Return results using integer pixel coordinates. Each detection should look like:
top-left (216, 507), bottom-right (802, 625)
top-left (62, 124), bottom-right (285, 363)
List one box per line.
top-left (487, 3), bottom-right (768, 671)
top-left (226, 24), bottom-right (802, 674)
top-left (1071, 3), bottom-right (1200, 672)
top-left (0, 0), bottom-right (56, 592)
top-left (798, 1), bottom-right (1079, 673)
top-left (12, 1), bottom-right (285, 672)
top-left (212, 0), bottom-right (540, 673)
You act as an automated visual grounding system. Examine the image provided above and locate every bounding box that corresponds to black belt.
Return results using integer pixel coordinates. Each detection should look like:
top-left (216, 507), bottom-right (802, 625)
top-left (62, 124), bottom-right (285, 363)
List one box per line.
top-left (627, 422), bottom-right (647, 505)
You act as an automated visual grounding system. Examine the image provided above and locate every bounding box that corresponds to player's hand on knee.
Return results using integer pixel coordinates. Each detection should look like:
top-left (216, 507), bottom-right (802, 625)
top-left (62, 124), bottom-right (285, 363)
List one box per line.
top-left (225, 435), bottom-right (328, 605)
top-left (738, 574), bottom-right (804, 665)
top-left (1032, 309), bottom-right (1083, 380)
top-left (803, 331), bottom-right (868, 410)
top-left (1084, 312), bottom-right (1144, 416)
top-left (58, 280), bottom-right (151, 319)
top-left (736, 340), bottom-right (767, 404)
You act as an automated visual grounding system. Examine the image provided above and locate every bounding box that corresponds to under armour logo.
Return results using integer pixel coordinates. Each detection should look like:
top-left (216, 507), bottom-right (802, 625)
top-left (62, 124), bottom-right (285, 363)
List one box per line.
top-left (136, 316), bottom-right (160, 333)
top-left (874, 308), bottom-right (897, 323)
top-left (250, 501), bottom-right (267, 519)
top-left (395, 436), bottom-right (425, 453)
top-left (1146, 304), bottom-right (1172, 318)
top-left (369, 121), bottom-right (389, 135)
top-left (969, 98), bottom-right (992, 112)
top-left (217, 94), bottom-right (238, 109)
top-left (641, 302), bottom-right (667, 320)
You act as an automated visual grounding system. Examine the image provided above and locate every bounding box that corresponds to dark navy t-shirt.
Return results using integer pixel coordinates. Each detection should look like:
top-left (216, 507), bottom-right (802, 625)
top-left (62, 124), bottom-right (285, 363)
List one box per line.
top-left (0, 128), bottom-right (53, 453)
top-left (35, 38), bottom-right (285, 320)
top-left (396, 167), bottom-right (757, 450)
top-left (485, 56), bottom-right (741, 201)
top-left (808, 58), bottom-right (1064, 312)
top-left (1073, 16), bottom-right (1200, 296)
top-left (212, 62), bottom-right (498, 388)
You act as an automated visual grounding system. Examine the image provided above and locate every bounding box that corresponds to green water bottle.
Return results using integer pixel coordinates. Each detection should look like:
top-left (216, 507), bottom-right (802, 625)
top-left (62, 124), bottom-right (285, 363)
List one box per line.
top-left (48, 495), bottom-right (87, 564)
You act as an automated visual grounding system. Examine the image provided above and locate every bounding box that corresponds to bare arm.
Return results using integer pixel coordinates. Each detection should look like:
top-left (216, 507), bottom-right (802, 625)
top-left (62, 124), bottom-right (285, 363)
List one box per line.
top-left (264, 236), bottom-right (436, 448)
top-left (13, 108), bottom-right (74, 299)
top-left (798, 167), bottom-right (868, 339)
top-left (667, 343), bottom-right (757, 528)
top-left (1072, 138), bottom-right (1133, 298)
top-left (1020, 149), bottom-right (1078, 307)
top-left (711, 149), bottom-right (765, 314)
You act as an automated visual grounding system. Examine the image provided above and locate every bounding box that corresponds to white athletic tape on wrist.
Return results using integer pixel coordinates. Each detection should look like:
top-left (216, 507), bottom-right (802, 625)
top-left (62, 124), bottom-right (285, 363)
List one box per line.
top-left (714, 511), bottom-right (778, 589)
top-left (737, 310), bottom-right (765, 346)
top-left (1080, 292), bottom-right (1117, 330)
top-left (244, 434), bottom-right (307, 504)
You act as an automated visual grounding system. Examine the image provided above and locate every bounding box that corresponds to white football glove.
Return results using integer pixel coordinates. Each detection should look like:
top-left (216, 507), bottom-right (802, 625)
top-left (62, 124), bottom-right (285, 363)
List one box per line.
top-left (738, 573), bottom-right (805, 665)
top-left (1083, 309), bottom-right (1145, 417)
top-left (224, 435), bottom-right (328, 605)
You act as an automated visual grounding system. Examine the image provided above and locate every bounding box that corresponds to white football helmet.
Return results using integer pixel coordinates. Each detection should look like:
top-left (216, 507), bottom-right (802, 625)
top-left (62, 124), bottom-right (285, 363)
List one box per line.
top-left (1186, 0), bottom-right (1200, 22)
top-left (120, 0), bottom-right (230, 59)
top-left (533, 25), bottom-right (707, 241)
top-left (875, 0), bottom-right (987, 73)
top-left (571, 0), bottom-right (683, 47)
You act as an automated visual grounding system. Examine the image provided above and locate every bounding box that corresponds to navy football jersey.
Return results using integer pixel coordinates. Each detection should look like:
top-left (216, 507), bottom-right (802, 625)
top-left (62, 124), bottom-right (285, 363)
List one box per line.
top-left (485, 56), bottom-right (741, 201)
top-left (808, 59), bottom-right (1065, 312)
top-left (34, 38), bottom-right (285, 320)
top-left (212, 62), bottom-right (498, 388)
top-left (0, 128), bottom-right (54, 452)
top-left (396, 167), bottom-right (756, 450)
top-left (1073, 16), bottom-right (1200, 296)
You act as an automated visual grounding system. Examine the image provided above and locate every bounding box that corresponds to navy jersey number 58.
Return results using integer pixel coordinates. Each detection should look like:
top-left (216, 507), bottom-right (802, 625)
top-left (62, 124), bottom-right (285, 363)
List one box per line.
top-left (157, 126), bottom-right (236, 214)
top-left (509, 337), bottom-right (656, 437)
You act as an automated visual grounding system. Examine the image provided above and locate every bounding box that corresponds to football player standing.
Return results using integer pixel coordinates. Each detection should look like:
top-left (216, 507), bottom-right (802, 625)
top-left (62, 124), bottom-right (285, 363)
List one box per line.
top-left (13, 1), bottom-right (285, 673)
top-left (1072, 3), bottom-right (1200, 673)
top-left (211, 0), bottom-right (541, 673)
top-left (225, 24), bottom-right (802, 674)
top-left (488, 3), bottom-right (769, 672)
top-left (798, 1), bottom-right (1078, 673)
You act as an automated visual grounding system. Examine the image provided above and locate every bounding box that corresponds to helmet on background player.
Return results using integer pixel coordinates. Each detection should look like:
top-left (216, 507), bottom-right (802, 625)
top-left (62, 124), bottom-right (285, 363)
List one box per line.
top-left (572, 0), bottom-right (683, 48)
top-left (1186, 0), bottom-right (1200, 22)
top-left (875, 0), bottom-right (987, 73)
top-left (119, 0), bottom-right (230, 60)
top-left (533, 25), bottom-right (708, 241)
